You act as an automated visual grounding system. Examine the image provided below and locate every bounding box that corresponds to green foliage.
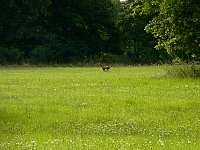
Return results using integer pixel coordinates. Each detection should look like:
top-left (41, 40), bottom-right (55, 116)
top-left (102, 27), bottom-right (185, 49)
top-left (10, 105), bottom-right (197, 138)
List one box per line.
top-left (1, 0), bottom-right (199, 65)
top-left (3, 0), bottom-right (199, 65)
top-left (0, 0), bottom-right (121, 64)
top-left (0, 47), bottom-right (22, 64)
top-left (46, 0), bottom-right (120, 55)
top-left (117, 0), bottom-right (170, 64)
top-left (166, 63), bottom-right (200, 78)
top-left (29, 39), bottom-right (90, 64)
top-left (92, 52), bottom-right (129, 64)
top-left (30, 45), bottom-right (51, 64)
top-left (142, 0), bottom-right (200, 61)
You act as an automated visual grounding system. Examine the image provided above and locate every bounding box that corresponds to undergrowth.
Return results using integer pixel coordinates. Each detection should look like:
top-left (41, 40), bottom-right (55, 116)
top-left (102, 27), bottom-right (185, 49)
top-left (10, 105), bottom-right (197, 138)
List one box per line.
top-left (166, 63), bottom-right (200, 78)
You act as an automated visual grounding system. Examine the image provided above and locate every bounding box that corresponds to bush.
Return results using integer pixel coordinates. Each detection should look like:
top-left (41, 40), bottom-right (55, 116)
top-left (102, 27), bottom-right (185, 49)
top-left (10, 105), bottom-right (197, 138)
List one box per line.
top-left (0, 47), bottom-right (22, 64)
top-left (30, 45), bottom-right (51, 64)
top-left (166, 62), bottom-right (200, 78)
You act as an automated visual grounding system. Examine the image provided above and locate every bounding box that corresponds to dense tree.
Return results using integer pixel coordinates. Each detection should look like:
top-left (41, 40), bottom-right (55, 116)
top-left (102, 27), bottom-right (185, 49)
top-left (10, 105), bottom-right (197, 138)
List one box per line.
top-left (141, 0), bottom-right (200, 61)
top-left (0, 0), bottom-right (121, 64)
top-left (0, 0), bottom-right (51, 63)
top-left (117, 0), bottom-right (170, 63)
top-left (0, 0), bottom-right (199, 64)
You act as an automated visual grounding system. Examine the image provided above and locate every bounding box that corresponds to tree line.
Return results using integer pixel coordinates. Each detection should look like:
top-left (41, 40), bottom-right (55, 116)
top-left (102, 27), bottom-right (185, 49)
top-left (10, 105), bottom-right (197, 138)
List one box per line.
top-left (0, 0), bottom-right (199, 64)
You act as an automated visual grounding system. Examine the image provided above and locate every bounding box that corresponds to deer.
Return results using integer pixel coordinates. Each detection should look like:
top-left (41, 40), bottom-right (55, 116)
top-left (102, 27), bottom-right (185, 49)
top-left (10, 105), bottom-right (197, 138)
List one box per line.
top-left (100, 64), bottom-right (110, 71)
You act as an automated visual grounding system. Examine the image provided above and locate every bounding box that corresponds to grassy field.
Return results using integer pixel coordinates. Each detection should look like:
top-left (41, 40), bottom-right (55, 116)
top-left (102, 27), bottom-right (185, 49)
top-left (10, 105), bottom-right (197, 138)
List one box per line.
top-left (0, 66), bottom-right (200, 149)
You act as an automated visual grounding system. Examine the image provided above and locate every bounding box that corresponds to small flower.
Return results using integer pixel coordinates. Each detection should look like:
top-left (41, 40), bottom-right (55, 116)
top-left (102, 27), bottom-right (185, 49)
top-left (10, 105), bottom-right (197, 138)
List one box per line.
top-left (31, 141), bottom-right (37, 146)
top-left (158, 139), bottom-right (164, 146)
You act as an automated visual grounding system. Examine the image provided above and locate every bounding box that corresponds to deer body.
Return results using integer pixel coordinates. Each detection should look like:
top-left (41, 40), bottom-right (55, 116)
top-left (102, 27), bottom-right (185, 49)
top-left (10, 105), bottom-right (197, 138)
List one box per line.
top-left (100, 64), bottom-right (110, 71)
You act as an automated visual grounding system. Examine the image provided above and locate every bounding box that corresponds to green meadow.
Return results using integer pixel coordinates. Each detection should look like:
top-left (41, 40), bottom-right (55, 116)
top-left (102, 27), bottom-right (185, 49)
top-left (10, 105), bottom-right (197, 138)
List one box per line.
top-left (0, 66), bottom-right (200, 149)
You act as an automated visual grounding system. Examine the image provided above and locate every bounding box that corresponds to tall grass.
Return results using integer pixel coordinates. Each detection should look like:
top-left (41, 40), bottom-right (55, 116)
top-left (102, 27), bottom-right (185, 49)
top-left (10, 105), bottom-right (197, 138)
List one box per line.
top-left (0, 66), bottom-right (200, 149)
top-left (166, 62), bottom-right (200, 78)
top-left (167, 65), bottom-right (200, 78)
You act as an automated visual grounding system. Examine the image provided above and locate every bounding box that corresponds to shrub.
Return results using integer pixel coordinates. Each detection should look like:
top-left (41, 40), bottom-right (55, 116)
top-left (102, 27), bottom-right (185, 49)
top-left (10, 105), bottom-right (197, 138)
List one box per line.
top-left (30, 45), bottom-right (51, 64)
top-left (166, 62), bottom-right (200, 78)
top-left (0, 47), bottom-right (22, 64)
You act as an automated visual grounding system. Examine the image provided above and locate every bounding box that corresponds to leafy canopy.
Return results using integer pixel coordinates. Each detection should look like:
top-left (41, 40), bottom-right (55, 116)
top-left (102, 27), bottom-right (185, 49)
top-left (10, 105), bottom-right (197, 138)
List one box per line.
top-left (141, 0), bottom-right (200, 60)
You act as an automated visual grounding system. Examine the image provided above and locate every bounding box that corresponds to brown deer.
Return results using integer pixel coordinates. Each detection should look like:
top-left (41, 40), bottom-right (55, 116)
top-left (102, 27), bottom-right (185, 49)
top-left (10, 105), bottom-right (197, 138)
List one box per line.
top-left (100, 64), bottom-right (110, 71)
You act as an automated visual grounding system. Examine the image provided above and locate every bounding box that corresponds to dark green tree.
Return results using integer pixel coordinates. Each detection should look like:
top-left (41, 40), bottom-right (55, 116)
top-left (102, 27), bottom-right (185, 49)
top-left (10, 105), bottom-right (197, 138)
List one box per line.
top-left (0, 0), bottom-right (51, 62)
top-left (117, 0), bottom-right (169, 63)
top-left (0, 0), bottom-right (121, 64)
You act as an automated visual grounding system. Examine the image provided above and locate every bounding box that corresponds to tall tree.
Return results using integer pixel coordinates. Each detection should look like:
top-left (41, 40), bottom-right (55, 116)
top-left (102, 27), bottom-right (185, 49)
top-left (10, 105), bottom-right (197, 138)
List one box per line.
top-left (117, 0), bottom-right (168, 63)
top-left (0, 0), bottom-right (51, 63)
top-left (142, 0), bottom-right (200, 61)
top-left (0, 0), bottom-right (121, 64)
